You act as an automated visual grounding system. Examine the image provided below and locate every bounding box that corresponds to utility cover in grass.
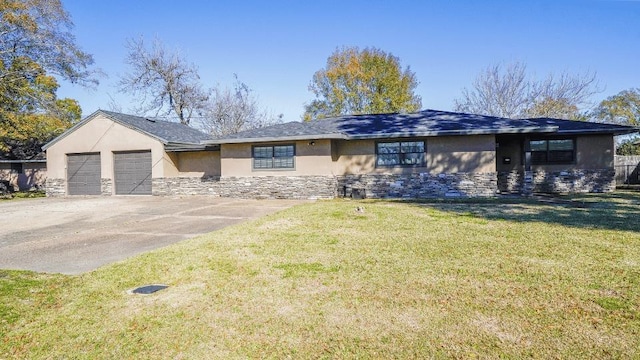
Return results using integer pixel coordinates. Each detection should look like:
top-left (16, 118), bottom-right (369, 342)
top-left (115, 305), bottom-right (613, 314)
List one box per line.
top-left (129, 284), bottom-right (168, 295)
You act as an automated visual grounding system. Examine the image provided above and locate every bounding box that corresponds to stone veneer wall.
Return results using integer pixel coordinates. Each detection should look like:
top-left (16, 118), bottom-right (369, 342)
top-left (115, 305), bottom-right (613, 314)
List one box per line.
top-left (46, 178), bottom-right (113, 196)
top-left (48, 170), bottom-right (615, 198)
top-left (217, 176), bottom-right (337, 199)
top-left (337, 173), bottom-right (498, 198)
top-left (45, 178), bottom-right (65, 197)
top-left (153, 175), bottom-right (337, 199)
top-left (497, 171), bottom-right (524, 194)
top-left (101, 178), bottom-right (112, 195)
top-left (498, 169), bottom-right (615, 194)
top-left (152, 176), bottom-right (221, 196)
top-left (531, 169), bottom-right (615, 193)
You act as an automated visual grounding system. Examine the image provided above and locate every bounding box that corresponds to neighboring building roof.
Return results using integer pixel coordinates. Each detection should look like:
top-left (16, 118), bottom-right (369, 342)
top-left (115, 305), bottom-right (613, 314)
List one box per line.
top-left (207, 109), bottom-right (638, 145)
top-left (0, 151), bottom-right (46, 161)
top-left (43, 110), bottom-right (213, 151)
top-left (0, 159), bottom-right (46, 163)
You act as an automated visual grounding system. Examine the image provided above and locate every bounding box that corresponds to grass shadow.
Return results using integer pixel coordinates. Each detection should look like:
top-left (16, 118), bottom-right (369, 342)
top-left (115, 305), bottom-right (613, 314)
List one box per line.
top-left (385, 191), bottom-right (640, 233)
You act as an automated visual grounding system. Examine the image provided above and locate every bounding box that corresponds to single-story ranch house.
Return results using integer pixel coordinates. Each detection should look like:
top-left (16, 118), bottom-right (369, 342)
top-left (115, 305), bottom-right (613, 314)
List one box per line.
top-left (43, 109), bottom-right (637, 199)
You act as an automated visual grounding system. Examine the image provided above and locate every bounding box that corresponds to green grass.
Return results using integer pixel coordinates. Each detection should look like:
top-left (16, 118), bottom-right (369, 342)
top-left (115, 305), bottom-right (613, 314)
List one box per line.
top-left (1, 192), bottom-right (639, 358)
top-left (0, 190), bottom-right (46, 200)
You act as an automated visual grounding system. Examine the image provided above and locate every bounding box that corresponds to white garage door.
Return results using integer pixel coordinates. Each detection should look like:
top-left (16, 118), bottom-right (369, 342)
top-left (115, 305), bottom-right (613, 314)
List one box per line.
top-left (114, 151), bottom-right (152, 195)
top-left (67, 153), bottom-right (101, 195)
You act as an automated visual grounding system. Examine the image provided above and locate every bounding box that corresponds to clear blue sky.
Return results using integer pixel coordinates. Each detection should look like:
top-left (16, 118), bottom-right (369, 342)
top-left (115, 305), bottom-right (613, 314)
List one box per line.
top-left (57, 0), bottom-right (640, 122)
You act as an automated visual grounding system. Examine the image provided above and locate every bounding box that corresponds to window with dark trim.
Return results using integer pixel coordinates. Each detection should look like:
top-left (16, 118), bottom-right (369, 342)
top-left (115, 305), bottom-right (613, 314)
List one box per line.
top-left (530, 138), bottom-right (575, 164)
top-left (253, 144), bottom-right (295, 169)
top-left (10, 163), bottom-right (23, 174)
top-left (376, 141), bottom-right (425, 167)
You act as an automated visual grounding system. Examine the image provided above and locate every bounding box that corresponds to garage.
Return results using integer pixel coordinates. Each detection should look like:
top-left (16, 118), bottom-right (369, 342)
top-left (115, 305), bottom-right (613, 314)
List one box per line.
top-left (67, 153), bottom-right (101, 195)
top-left (114, 151), bottom-right (152, 195)
top-left (44, 110), bottom-right (217, 196)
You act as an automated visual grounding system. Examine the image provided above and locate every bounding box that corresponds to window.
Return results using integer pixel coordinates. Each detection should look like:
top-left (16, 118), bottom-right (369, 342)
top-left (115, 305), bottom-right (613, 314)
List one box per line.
top-left (376, 141), bottom-right (425, 167)
top-left (253, 144), bottom-right (295, 169)
top-left (530, 139), bottom-right (575, 164)
top-left (10, 163), bottom-right (23, 174)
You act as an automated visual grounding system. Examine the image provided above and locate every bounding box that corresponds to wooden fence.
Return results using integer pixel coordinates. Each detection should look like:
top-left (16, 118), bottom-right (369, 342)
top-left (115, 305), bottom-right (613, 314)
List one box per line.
top-left (615, 155), bottom-right (640, 185)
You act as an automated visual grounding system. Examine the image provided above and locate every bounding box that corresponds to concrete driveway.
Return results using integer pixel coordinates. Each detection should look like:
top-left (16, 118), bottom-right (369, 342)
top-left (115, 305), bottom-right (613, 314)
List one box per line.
top-left (0, 196), bottom-right (303, 274)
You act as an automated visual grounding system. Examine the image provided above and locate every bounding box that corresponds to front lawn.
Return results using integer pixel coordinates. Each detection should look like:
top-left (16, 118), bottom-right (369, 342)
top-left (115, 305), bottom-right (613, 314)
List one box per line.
top-left (1, 193), bottom-right (639, 358)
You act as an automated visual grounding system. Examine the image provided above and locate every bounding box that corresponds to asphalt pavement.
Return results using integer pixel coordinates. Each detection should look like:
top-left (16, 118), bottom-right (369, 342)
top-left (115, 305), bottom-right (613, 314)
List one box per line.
top-left (0, 196), bottom-right (302, 274)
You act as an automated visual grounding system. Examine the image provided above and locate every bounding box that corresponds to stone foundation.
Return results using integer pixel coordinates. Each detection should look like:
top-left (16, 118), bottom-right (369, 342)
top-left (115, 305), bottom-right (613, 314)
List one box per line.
top-left (101, 178), bottom-right (112, 195)
top-left (217, 176), bottom-right (338, 199)
top-left (497, 170), bottom-right (524, 194)
top-left (337, 173), bottom-right (498, 198)
top-left (498, 169), bottom-right (615, 194)
top-left (47, 170), bottom-right (616, 199)
top-left (152, 176), bottom-right (337, 199)
top-left (152, 176), bottom-right (221, 196)
top-left (532, 169), bottom-right (615, 193)
top-left (46, 178), bottom-right (65, 197)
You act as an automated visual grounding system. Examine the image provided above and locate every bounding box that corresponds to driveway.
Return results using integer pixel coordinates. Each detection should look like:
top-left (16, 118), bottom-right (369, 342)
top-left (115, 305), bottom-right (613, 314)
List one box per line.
top-left (0, 196), bottom-right (303, 274)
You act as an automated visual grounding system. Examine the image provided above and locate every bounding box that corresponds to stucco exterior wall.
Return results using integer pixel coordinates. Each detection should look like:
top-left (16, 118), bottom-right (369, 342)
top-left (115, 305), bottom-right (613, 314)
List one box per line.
top-left (333, 135), bottom-right (496, 175)
top-left (427, 135), bottom-right (496, 173)
top-left (496, 134), bottom-right (613, 172)
top-left (332, 140), bottom-right (377, 175)
top-left (496, 134), bottom-right (616, 194)
top-left (0, 162), bottom-right (46, 191)
top-left (534, 135), bottom-right (613, 172)
top-left (220, 139), bottom-right (333, 177)
top-left (46, 115), bottom-right (169, 181)
top-left (165, 151), bottom-right (221, 178)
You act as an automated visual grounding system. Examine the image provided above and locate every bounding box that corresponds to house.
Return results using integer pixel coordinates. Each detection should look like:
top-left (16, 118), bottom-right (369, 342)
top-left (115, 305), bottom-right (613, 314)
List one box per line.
top-left (43, 109), bottom-right (637, 198)
top-left (0, 159), bottom-right (46, 191)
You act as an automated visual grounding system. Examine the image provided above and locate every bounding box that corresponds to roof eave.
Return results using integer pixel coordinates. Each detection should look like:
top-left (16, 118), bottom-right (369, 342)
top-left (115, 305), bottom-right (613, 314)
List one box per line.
top-left (346, 126), bottom-right (559, 140)
top-left (165, 142), bottom-right (220, 152)
top-left (557, 128), bottom-right (639, 136)
top-left (204, 133), bottom-right (347, 145)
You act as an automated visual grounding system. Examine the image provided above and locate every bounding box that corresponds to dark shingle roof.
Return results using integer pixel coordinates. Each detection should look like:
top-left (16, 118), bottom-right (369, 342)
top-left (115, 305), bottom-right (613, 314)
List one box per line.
top-left (524, 117), bottom-right (637, 135)
top-left (43, 110), bottom-right (212, 151)
top-left (328, 110), bottom-right (556, 139)
top-left (98, 110), bottom-right (212, 144)
top-left (207, 109), bottom-right (638, 145)
top-left (204, 110), bottom-right (535, 144)
top-left (209, 120), bottom-right (347, 142)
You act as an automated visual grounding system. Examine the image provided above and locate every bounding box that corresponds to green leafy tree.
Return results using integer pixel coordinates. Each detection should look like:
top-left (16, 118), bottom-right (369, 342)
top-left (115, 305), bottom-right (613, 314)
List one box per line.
top-left (616, 137), bottom-right (640, 155)
top-left (303, 47), bottom-right (421, 120)
top-left (593, 88), bottom-right (640, 126)
top-left (0, 59), bottom-right (81, 158)
top-left (0, 0), bottom-right (95, 159)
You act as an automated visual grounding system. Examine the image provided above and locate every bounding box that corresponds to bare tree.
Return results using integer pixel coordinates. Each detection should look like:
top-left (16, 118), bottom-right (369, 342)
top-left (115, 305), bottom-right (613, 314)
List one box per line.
top-left (201, 75), bottom-right (283, 137)
top-left (119, 38), bottom-right (209, 125)
top-left (454, 61), bottom-right (599, 120)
